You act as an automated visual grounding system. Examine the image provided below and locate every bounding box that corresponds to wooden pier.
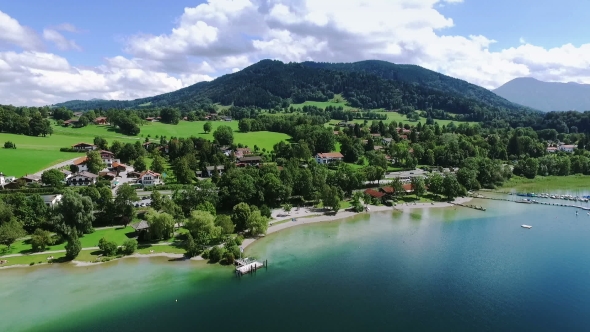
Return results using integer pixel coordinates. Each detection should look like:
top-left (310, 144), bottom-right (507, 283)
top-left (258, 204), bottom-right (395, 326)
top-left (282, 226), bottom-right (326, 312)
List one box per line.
top-left (235, 258), bottom-right (267, 277)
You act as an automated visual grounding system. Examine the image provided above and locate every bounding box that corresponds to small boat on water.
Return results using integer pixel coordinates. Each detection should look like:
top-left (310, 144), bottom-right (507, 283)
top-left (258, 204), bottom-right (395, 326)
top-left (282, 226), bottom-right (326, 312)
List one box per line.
top-left (521, 225), bottom-right (533, 229)
top-left (516, 199), bottom-right (532, 204)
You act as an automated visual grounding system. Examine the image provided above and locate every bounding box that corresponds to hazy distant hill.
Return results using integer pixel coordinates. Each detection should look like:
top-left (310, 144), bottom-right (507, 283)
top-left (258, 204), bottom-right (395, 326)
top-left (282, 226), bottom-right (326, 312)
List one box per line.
top-left (493, 77), bottom-right (590, 112)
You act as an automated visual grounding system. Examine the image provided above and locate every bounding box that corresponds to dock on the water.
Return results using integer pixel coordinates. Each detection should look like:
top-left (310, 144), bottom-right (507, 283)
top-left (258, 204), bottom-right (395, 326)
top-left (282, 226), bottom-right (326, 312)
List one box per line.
top-left (235, 258), bottom-right (267, 276)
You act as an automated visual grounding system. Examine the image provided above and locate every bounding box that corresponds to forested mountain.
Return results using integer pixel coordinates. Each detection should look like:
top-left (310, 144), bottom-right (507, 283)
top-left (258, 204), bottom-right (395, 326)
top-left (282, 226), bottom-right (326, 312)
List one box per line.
top-left (493, 77), bottom-right (590, 112)
top-left (53, 59), bottom-right (540, 126)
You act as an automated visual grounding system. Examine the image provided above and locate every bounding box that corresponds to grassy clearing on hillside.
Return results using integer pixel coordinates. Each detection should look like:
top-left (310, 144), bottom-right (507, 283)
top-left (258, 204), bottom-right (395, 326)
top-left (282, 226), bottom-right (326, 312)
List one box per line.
top-left (501, 175), bottom-right (590, 194)
top-left (291, 94), bottom-right (360, 110)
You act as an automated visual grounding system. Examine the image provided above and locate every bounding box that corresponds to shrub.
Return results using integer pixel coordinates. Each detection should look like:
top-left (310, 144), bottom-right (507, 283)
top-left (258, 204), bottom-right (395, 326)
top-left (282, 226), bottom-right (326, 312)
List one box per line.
top-left (59, 147), bottom-right (86, 153)
top-left (208, 246), bottom-right (225, 263)
top-left (121, 239), bottom-right (138, 255)
top-left (4, 141), bottom-right (16, 149)
top-left (201, 249), bottom-right (210, 259)
top-left (235, 235), bottom-right (244, 245)
top-left (98, 237), bottom-right (118, 256)
top-left (65, 235), bottom-right (82, 260)
top-left (222, 251), bottom-right (235, 265)
top-left (31, 229), bottom-right (54, 252)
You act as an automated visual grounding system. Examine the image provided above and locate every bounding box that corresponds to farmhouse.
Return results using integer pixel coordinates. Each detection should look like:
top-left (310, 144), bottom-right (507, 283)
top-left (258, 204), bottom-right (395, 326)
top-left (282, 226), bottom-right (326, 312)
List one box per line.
top-left (60, 169), bottom-right (73, 180)
top-left (237, 156), bottom-right (263, 166)
top-left (111, 162), bottom-right (129, 173)
top-left (139, 170), bottom-right (162, 186)
top-left (559, 144), bottom-right (575, 153)
top-left (41, 194), bottom-right (62, 208)
top-left (100, 150), bottom-right (120, 167)
top-left (72, 142), bottom-right (97, 151)
top-left (546, 146), bottom-right (558, 153)
top-left (315, 152), bottom-right (344, 164)
top-left (73, 156), bottom-right (89, 172)
top-left (94, 117), bottom-right (108, 125)
top-left (235, 148), bottom-right (251, 159)
top-left (62, 119), bottom-right (79, 127)
top-left (196, 165), bottom-right (225, 178)
top-left (67, 172), bottom-right (98, 186)
top-left (21, 174), bottom-right (41, 184)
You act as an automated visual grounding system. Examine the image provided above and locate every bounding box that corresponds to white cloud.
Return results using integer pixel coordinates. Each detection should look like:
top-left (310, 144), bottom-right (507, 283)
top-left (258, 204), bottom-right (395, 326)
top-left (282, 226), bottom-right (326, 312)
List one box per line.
top-left (3, 0), bottom-right (590, 106)
top-left (43, 29), bottom-right (81, 51)
top-left (0, 10), bottom-right (43, 50)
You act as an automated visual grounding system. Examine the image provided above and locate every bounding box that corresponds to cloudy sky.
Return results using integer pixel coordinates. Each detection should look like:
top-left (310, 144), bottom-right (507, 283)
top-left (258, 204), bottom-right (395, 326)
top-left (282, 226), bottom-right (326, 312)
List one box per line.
top-left (1, 0), bottom-right (589, 106)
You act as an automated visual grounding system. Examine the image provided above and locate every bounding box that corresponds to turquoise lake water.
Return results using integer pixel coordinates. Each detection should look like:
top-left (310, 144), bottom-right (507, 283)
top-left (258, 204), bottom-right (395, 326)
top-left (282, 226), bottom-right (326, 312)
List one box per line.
top-left (2, 198), bottom-right (590, 331)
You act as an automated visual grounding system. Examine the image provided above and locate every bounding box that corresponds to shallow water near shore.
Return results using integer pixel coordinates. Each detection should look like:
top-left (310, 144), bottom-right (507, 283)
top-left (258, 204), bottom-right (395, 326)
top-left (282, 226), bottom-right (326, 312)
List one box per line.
top-left (3, 199), bottom-right (590, 331)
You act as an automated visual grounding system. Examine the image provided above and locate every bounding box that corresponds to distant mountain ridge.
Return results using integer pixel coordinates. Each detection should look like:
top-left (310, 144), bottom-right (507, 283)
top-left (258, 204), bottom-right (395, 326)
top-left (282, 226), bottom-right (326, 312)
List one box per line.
top-left (493, 77), bottom-right (590, 112)
top-left (53, 60), bottom-right (536, 122)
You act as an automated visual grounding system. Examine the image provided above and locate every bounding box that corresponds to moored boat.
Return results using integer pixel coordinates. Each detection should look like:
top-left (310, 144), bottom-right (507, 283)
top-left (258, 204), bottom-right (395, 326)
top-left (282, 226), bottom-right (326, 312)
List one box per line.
top-left (521, 225), bottom-right (532, 229)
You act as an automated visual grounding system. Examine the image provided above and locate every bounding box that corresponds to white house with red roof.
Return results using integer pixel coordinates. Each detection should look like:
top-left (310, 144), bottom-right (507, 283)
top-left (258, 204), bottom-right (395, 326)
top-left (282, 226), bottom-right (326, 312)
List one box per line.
top-left (139, 170), bottom-right (162, 186)
top-left (315, 152), bottom-right (344, 164)
top-left (72, 156), bottom-right (89, 172)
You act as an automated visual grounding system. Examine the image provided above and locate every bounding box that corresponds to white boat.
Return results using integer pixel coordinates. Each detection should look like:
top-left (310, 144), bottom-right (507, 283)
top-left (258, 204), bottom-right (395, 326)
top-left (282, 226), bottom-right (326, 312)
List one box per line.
top-left (521, 225), bottom-right (532, 229)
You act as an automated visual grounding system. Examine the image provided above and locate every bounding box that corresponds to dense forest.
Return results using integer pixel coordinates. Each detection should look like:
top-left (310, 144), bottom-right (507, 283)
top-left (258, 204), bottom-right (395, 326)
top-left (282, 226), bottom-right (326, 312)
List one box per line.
top-left (51, 60), bottom-right (542, 126)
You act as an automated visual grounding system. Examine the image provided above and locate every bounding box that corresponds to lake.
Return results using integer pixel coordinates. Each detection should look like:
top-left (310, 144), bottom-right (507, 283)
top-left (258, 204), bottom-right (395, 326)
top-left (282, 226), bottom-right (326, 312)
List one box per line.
top-left (2, 198), bottom-right (590, 331)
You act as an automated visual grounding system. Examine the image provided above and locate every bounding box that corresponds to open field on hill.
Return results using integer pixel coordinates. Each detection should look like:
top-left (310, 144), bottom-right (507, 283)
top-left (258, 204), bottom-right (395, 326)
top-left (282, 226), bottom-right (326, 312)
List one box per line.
top-left (327, 111), bottom-right (475, 128)
top-left (1, 120), bottom-right (291, 176)
top-left (500, 175), bottom-right (590, 194)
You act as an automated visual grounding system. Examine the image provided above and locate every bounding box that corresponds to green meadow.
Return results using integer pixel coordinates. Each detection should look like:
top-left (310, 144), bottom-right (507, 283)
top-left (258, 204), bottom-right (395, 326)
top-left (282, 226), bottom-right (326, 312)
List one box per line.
top-left (327, 111), bottom-right (475, 128)
top-left (0, 120), bottom-right (290, 176)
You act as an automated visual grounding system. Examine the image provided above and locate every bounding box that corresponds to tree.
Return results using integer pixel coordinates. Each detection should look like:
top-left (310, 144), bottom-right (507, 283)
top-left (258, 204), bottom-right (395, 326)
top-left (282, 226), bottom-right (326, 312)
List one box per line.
top-left (121, 239), bottom-right (138, 255)
top-left (53, 190), bottom-right (95, 236)
top-left (114, 184), bottom-right (139, 226)
top-left (86, 150), bottom-right (106, 174)
top-left (150, 190), bottom-right (164, 211)
top-left (172, 156), bottom-right (194, 184)
top-left (426, 173), bottom-right (444, 197)
top-left (96, 186), bottom-right (113, 212)
top-left (93, 136), bottom-right (108, 150)
top-left (145, 210), bottom-right (175, 240)
top-left (213, 125), bottom-right (234, 145)
top-left (196, 201), bottom-right (217, 216)
top-left (41, 168), bottom-right (65, 187)
top-left (160, 108), bottom-right (181, 124)
top-left (208, 246), bottom-right (225, 263)
top-left (65, 233), bottom-right (82, 260)
top-left (246, 210), bottom-right (268, 236)
top-left (321, 185), bottom-right (341, 213)
top-left (238, 119), bottom-right (251, 132)
top-left (185, 210), bottom-right (221, 247)
top-left (215, 215), bottom-right (235, 235)
top-left (411, 177), bottom-right (426, 198)
top-left (203, 121), bottom-right (212, 134)
top-left (0, 219), bottom-right (26, 249)
top-left (283, 203), bottom-right (292, 215)
top-left (232, 203), bottom-right (251, 232)
top-left (31, 228), bottom-right (53, 252)
top-left (442, 174), bottom-right (464, 201)
top-left (134, 156), bottom-right (147, 172)
top-left (184, 232), bottom-right (199, 257)
top-left (151, 154), bottom-right (166, 174)
top-left (98, 237), bottom-right (118, 256)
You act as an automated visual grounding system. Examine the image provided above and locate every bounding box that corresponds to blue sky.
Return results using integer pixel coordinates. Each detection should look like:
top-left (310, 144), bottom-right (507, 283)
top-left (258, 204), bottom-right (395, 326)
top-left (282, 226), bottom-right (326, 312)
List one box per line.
top-left (439, 0), bottom-right (590, 50)
top-left (1, 0), bottom-right (589, 106)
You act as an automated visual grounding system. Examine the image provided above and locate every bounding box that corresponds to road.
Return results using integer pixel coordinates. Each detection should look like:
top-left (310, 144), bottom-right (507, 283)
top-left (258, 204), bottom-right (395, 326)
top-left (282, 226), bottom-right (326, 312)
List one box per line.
top-left (33, 156), bottom-right (82, 176)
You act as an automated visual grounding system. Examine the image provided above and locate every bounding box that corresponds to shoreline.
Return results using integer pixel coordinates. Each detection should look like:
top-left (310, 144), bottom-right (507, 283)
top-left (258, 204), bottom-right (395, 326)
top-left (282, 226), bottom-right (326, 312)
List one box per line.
top-left (0, 196), bottom-right (473, 270)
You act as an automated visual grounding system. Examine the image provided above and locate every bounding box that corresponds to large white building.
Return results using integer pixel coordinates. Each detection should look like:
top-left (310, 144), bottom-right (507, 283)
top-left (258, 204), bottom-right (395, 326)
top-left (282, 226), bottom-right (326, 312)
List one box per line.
top-left (315, 152), bottom-right (344, 164)
top-left (139, 170), bottom-right (162, 186)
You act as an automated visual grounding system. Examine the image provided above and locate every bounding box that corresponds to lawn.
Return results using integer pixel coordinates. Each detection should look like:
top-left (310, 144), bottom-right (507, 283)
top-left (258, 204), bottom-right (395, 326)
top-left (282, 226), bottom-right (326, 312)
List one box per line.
top-left (329, 111), bottom-right (475, 127)
top-left (291, 94), bottom-right (359, 110)
top-left (501, 175), bottom-right (590, 193)
top-left (0, 148), bottom-right (76, 177)
top-left (0, 226), bottom-right (136, 256)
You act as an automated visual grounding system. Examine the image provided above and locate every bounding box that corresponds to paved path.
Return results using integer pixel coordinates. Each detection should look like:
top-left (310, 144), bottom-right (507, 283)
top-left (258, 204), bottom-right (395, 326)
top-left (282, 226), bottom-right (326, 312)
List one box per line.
top-left (33, 156), bottom-right (81, 176)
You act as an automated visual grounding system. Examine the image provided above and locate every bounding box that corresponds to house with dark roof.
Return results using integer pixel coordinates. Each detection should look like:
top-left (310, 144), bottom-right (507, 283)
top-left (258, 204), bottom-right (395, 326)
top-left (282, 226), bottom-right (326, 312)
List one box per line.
top-left (72, 142), bottom-right (97, 151)
top-left (41, 194), bottom-right (62, 207)
top-left (237, 156), bottom-right (262, 166)
top-left (94, 117), bottom-right (108, 125)
top-left (67, 172), bottom-right (98, 186)
top-left (196, 165), bottom-right (225, 178)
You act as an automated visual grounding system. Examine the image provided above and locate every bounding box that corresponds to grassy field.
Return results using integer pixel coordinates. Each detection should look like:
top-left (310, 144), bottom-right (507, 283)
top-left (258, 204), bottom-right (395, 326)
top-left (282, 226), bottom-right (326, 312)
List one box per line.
top-left (501, 175), bottom-right (590, 193)
top-left (0, 226), bottom-right (136, 256)
top-left (328, 111), bottom-right (475, 128)
top-left (0, 120), bottom-right (290, 176)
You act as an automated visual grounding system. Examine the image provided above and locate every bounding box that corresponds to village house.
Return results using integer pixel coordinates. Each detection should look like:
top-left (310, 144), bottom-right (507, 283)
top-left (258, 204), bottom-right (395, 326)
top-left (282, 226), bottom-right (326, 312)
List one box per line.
top-left (382, 137), bottom-right (393, 145)
top-left (235, 147), bottom-right (251, 159)
top-left (223, 116), bottom-right (232, 121)
top-left (364, 188), bottom-right (386, 202)
top-left (146, 117), bottom-right (155, 122)
top-left (72, 156), bottom-right (89, 172)
top-left (546, 146), bottom-right (558, 153)
top-left (237, 156), bottom-right (263, 166)
top-left (94, 117), bottom-right (108, 125)
top-left (41, 194), bottom-right (63, 208)
top-left (67, 172), bottom-right (98, 186)
top-left (315, 152), bottom-right (344, 164)
top-left (196, 165), bottom-right (225, 178)
top-left (0, 172), bottom-right (5, 188)
top-left (21, 174), bottom-right (41, 184)
top-left (139, 170), bottom-right (162, 186)
top-left (370, 133), bottom-right (381, 138)
top-left (72, 142), bottom-right (97, 151)
top-left (62, 119), bottom-right (81, 127)
top-left (398, 128), bottom-right (411, 135)
top-left (60, 169), bottom-right (73, 180)
top-left (559, 144), bottom-right (575, 153)
top-left (111, 162), bottom-right (129, 173)
top-left (100, 150), bottom-right (120, 167)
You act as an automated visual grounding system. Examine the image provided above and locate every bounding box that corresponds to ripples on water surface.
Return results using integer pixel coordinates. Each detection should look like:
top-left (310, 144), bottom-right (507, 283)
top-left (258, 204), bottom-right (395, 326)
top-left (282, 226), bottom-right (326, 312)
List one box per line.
top-left (2, 199), bottom-right (590, 331)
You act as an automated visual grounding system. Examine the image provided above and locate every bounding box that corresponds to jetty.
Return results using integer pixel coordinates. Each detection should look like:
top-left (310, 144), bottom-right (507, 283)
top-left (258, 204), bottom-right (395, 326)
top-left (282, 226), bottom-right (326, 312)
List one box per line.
top-left (235, 258), bottom-right (267, 277)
